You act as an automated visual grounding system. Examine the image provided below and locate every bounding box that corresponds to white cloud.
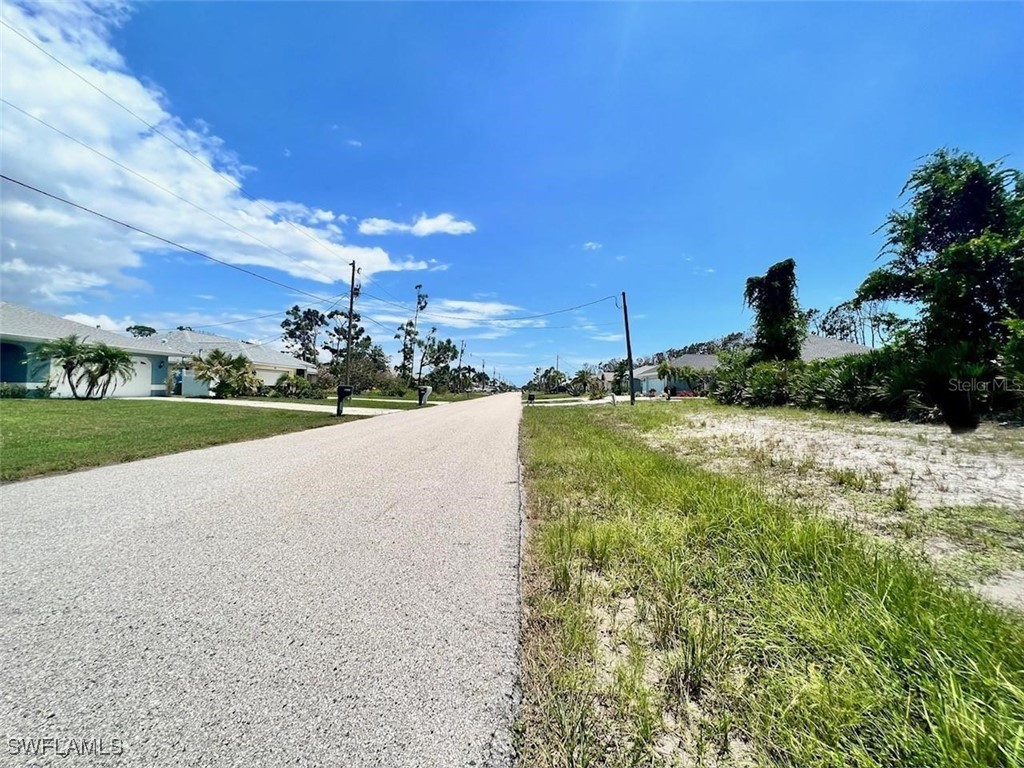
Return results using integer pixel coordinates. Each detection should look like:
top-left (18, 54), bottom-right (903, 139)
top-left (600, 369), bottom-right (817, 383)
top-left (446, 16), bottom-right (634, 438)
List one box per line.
top-left (0, 2), bottom-right (426, 307)
top-left (358, 212), bottom-right (476, 237)
top-left (346, 139), bottom-right (362, 148)
top-left (591, 333), bottom-right (625, 343)
top-left (62, 312), bottom-right (131, 331)
top-left (283, 148), bottom-right (291, 158)
top-left (615, 255), bottom-right (626, 262)
top-left (583, 241), bottom-right (602, 251)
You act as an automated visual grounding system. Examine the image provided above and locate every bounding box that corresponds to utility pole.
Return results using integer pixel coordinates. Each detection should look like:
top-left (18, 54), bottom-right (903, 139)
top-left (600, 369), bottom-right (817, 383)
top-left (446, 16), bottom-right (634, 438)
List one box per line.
top-left (344, 260), bottom-right (357, 387)
top-left (622, 291), bottom-right (636, 406)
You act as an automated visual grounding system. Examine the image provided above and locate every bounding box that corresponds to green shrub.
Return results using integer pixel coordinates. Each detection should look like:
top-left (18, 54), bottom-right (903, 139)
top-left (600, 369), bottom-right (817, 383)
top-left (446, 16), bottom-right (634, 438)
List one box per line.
top-left (0, 382), bottom-right (28, 398)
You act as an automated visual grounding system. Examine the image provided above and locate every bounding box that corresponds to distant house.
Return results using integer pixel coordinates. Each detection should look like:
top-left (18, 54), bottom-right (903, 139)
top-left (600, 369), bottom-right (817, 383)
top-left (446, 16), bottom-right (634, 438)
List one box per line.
top-left (153, 329), bottom-right (309, 396)
top-left (634, 335), bottom-right (871, 395)
top-left (0, 302), bottom-right (171, 398)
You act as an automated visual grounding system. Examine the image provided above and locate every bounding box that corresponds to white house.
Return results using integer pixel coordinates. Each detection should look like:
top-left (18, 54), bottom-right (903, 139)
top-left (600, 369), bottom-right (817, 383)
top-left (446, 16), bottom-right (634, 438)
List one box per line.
top-left (0, 302), bottom-right (171, 398)
top-left (154, 329), bottom-right (309, 395)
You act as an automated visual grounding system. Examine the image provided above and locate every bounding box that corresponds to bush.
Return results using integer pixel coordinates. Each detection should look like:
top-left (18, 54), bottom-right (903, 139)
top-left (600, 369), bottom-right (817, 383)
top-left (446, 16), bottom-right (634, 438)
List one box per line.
top-left (0, 382), bottom-right (28, 398)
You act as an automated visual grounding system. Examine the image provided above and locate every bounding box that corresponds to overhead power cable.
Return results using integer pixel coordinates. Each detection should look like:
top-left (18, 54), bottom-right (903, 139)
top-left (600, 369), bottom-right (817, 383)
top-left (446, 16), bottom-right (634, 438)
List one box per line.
top-left (1, 98), bottom-right (339, 285)
top-left (1, 173), bottom-right (340, 306)
top-left (0, 18), bottom-right (354, 277)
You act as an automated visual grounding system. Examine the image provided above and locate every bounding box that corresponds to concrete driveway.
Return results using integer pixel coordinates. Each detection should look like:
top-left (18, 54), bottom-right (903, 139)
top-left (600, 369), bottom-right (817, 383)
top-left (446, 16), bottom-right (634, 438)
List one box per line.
top-left (0, 393), bottom-right (522, 766)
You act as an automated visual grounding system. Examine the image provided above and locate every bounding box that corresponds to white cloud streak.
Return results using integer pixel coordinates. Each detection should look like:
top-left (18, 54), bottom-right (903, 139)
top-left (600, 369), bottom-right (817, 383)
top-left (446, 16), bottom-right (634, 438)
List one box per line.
top-left (358, 212), bottom-right (476, 237)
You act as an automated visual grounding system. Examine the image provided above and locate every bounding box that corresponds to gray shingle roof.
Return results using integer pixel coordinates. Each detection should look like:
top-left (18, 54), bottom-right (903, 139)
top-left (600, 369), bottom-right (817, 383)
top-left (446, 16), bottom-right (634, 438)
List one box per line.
top-left (0, 302), bottom-right (170, 356)
top-left (800, 334), bottom-right (872, 360)
top-left (155, 329), bottom-right (308, 371)
top-left (634, 335), bottom-right (870, 376)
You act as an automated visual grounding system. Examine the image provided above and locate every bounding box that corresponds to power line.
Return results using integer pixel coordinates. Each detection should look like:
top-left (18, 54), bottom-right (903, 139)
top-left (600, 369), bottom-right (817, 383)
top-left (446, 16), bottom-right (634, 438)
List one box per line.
top-left (1, 173), bottom-right (340, 306)
top-left (1, 98), bottom-right (339, 285)
top-left (0, 18), bottom-right (354, 277)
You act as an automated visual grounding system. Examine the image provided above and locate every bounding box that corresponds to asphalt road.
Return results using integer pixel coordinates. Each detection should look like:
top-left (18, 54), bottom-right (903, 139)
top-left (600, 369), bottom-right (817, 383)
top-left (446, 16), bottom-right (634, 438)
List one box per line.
top-left (1, 393), bottom-right (523, 767)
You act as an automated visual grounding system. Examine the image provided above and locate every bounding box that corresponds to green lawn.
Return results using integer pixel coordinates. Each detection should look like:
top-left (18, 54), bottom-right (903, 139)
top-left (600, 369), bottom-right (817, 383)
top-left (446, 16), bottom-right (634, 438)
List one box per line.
top-left (0, 399), bottom-right (354, 482)
top-left (518, 405), bottom-right (1024, 767)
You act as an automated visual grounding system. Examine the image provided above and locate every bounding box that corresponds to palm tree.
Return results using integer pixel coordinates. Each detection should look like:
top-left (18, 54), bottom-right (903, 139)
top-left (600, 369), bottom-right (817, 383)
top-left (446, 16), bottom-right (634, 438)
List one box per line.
top-left (29, 335), bottom-right (89, 399)
top-left (191, 349), bottom-right (235, 398)
top-left (79, 343), bottom-right (136, 399)
top-left (656, 360), bottom-right (677, 386)
top-left (192, 350), bottom-right (259, 398)
top-left (571, 366), bottom-right (596, 396)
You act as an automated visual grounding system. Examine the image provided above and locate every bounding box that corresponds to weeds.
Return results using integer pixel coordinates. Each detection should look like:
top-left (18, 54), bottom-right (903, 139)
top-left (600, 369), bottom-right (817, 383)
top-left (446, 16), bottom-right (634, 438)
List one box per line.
top-left (517, 406), bottom-right (1024, 767)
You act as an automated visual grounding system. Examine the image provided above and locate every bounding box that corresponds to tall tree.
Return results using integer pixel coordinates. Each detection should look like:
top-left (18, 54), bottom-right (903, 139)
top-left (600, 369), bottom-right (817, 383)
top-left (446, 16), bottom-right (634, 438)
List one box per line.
top-left (322, 309), bottom-right (370, 375)
top-left (856, 148), bottom-right (1024, 430)
top-left (125, 325), bottom-right (156, 338)
top-left (856, 148), bottom-right (1024, 359)
top-left (281, 305), bottom-right (327, 366)
top-left (395, 284), bottom-right (429, 385)
top-left (744, 258), bottom-right (805, 362)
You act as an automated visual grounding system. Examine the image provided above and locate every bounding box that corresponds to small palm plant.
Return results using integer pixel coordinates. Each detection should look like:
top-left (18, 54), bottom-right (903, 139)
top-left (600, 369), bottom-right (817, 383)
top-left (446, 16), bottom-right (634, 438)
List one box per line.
top-left (192, 349), bottom-right (259, 398)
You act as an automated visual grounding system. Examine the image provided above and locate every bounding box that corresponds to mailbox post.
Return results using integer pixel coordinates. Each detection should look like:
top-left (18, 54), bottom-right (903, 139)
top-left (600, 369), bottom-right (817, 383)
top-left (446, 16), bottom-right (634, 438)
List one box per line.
top-left (417, 385), bottom-right (433, 406)
top-left (336, 384), bottom-right (354, 416)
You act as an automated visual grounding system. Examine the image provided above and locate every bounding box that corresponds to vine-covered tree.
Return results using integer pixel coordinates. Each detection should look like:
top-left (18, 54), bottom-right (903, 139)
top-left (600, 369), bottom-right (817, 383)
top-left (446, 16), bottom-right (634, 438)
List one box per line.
top-left (857, 148), bottom-right (1024, 360)
top-left (856, 148), bottom-right (1024, 430)
top-left (744, 258), bottom-right (805, 362)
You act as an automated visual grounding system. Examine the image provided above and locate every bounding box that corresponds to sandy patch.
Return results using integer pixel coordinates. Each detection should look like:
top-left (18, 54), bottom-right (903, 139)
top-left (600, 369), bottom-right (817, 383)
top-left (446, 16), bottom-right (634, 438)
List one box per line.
top-left (652, 409), bottom-right (1024, 611)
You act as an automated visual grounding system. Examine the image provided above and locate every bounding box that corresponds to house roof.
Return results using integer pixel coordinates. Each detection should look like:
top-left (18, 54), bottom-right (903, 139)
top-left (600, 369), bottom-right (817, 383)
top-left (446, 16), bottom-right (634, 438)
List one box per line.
top-left (155, 329), bottom-right (309, 371)
top-left (634, 335), bottom-right (870, 377)
top-left (0, 302), bottom-right (170, 356)
top-left (800, 334), bottom-right (872, 360)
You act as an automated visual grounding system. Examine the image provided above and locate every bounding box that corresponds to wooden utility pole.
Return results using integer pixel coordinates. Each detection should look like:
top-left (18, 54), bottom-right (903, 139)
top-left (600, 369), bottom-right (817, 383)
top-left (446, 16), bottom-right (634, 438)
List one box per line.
top-left (344, 260), bottom-right (357, 386)
top-left (622, 291), bottom-right (636, 406)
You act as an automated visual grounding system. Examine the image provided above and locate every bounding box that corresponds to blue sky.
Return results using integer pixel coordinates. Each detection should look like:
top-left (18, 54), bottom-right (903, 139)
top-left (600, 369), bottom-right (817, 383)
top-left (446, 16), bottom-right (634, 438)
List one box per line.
top-left (2, 1), bottom-right (1021, 383)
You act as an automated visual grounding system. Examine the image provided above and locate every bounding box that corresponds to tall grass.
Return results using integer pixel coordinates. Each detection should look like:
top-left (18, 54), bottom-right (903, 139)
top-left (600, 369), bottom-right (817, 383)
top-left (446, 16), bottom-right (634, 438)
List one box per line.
top-left (518, 406), bottom-right (1024, 767)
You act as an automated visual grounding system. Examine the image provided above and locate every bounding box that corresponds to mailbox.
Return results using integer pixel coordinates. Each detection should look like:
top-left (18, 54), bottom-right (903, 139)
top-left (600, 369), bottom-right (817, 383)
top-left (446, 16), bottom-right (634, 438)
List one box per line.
top-left (417, 385), bottom-right (433, 406)
top-left (336, 384), bottom-right (354, 416)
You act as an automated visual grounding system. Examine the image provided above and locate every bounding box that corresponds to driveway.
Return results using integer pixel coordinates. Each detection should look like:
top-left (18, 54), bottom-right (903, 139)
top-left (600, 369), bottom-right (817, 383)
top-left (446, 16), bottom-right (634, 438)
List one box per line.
top-left (0, 393), bottom-right (523, 766)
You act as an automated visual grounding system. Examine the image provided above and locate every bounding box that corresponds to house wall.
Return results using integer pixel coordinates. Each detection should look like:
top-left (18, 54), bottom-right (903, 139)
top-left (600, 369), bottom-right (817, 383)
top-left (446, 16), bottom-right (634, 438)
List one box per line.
top-left (255, 367), bottom-right (293, 386)
top-left (0, 340), bottom-right (167, 397)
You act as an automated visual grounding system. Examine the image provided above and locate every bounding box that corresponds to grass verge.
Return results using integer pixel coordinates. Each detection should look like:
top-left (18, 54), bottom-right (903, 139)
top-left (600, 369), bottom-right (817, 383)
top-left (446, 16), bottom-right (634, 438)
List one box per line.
top-left (518, 405), bottom-right (1024, 767)
top-left (0, 400), bottom-right (352, 481)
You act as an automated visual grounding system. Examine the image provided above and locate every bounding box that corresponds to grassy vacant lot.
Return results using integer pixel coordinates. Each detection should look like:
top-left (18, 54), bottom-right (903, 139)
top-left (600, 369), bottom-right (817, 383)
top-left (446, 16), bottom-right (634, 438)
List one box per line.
top-left (0, 400), bottom-right (351, 482)
top-left (518, 405), bottom-right (1024, 767)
